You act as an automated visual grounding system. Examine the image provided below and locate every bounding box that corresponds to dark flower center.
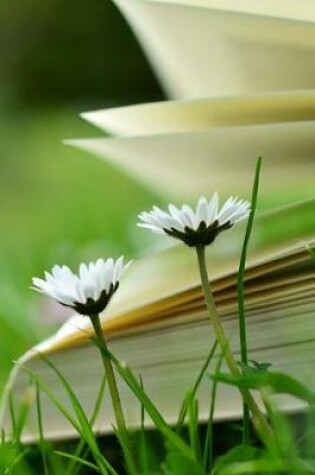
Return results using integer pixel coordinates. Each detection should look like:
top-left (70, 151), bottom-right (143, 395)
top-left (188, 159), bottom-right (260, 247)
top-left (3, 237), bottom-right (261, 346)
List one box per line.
top-left (164, 220), bottom-right (233, 247)
top-left (62, 282), bottom-right (119, 316)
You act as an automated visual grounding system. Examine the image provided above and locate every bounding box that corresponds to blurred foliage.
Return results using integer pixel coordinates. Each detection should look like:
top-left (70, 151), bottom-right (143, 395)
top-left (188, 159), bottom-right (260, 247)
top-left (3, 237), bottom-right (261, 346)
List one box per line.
top-left (0, 0), bottom-right (164, 389)
top-left (0, 0), bottom-right (163, 108)
top-left (0, 108), bottom-right (161, 389)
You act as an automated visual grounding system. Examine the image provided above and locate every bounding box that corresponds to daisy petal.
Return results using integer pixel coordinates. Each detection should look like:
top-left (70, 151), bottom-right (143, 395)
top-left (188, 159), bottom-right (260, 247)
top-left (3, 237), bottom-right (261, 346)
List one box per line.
top-left (138, 192), bottom-right (250, 246)
top-left (31, 256), bottom-right (126, 315)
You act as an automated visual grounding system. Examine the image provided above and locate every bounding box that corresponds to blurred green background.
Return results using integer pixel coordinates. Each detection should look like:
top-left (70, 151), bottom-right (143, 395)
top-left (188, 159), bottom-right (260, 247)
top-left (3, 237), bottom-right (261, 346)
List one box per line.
top-left (0, 0), bottom-right (165, 390)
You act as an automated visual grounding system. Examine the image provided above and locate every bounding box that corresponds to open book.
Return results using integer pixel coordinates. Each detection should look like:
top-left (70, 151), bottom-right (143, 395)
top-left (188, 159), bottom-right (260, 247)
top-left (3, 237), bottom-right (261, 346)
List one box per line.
top-left (112, 0), bottom-right (315, 98)
top-left (1, 199), bottom-right (315, 441)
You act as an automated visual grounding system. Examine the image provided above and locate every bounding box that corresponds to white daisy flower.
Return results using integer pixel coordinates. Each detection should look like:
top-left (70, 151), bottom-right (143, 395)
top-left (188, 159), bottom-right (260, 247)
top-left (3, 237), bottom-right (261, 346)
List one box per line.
top-left (32, 257), bottom-right (130, 315)
top-left (138, 193), bottom-right (250, 247)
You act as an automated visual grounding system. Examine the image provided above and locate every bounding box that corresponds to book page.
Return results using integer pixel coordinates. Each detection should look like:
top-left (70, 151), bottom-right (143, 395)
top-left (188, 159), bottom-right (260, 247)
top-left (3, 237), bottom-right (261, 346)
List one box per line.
top-left (151, 0), bottom-right (315, 23)
top-left (113, 0), bottom-right (315, 98)
top-left (66, 122), bottom-right (315, 201)
top-left (81, 91), bottom-right (315, 137)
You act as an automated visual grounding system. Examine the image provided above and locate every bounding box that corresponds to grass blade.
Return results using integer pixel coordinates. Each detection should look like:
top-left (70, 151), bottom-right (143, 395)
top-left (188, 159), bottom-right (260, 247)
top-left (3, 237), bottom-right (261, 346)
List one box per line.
top-left (211, 371), bottom-right (315, 407)
top-left (54, 450), bottom-right (101, 473)
top-left (176, 340), bottom-right (218, 433)
top-left (8, 393), bottom-right (17, 440)
top-left (261, 392), bottom-right (297, 460)
top-left (65, 374), bottom-right (107, 475)
top-left (95, 341), bottom-right (196, 462)
top-left (188, 399), bottom-right (202, 464)
top-left (203, 350), bottom-right (224, 473)
top-left (40, 356), bottom-right (112, 475)
top-left (35, 382), bottom-right (50, 475)
top-left (12, 383), bottom-right (33, 446)
top-left (21, 365), bottom-right (80, 432)
top-left (139, 376), bottom-right (149, 475)
top-left (21, 361), bottom-right (110, 475)
top-left (237, 156), bottom-right (262, 444)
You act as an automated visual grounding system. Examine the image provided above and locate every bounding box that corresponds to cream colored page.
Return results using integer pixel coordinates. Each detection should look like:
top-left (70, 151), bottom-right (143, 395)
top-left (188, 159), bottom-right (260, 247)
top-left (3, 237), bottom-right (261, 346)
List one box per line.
top-left (116, 274), bottom-right (315, 326)
top-left (66, 122), bottom-right (315, 200)
top-left (151, 0), bottom-right (315, 23)
top-left (112, 0), bottom-right (315, 98)
top-left (81, 91), bottom-right (315, 137)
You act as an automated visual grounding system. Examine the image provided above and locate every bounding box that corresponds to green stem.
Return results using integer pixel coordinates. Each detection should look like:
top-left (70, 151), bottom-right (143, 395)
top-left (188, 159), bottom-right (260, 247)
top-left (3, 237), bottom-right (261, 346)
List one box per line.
top-left (196, 245), bottom-right (274, 447)
top-left (237, 156), bottom-right (262, 444)
top-left (90, 314), bottom-right (136, 474)
top-left (242, 403), bottom-right (251, 446)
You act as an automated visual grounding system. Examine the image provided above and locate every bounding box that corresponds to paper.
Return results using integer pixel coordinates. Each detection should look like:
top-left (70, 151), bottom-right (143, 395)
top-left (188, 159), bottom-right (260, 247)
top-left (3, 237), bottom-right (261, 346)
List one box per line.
top-left (150, 0), bottom-right (315, 23)
top-left (81, 90), bottom-right (315, 137)
top-left (66, 121), bottom-right (315, 200)
top-left (112, 0), bottom-right (315, 98)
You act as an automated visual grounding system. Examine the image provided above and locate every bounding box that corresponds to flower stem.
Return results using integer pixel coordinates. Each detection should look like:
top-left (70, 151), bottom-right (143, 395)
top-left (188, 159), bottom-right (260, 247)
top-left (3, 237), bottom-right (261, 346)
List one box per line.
top-left (90, 314), bottom-right (136, 474)
top-left (195, 245), bottom-right (274, 447)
